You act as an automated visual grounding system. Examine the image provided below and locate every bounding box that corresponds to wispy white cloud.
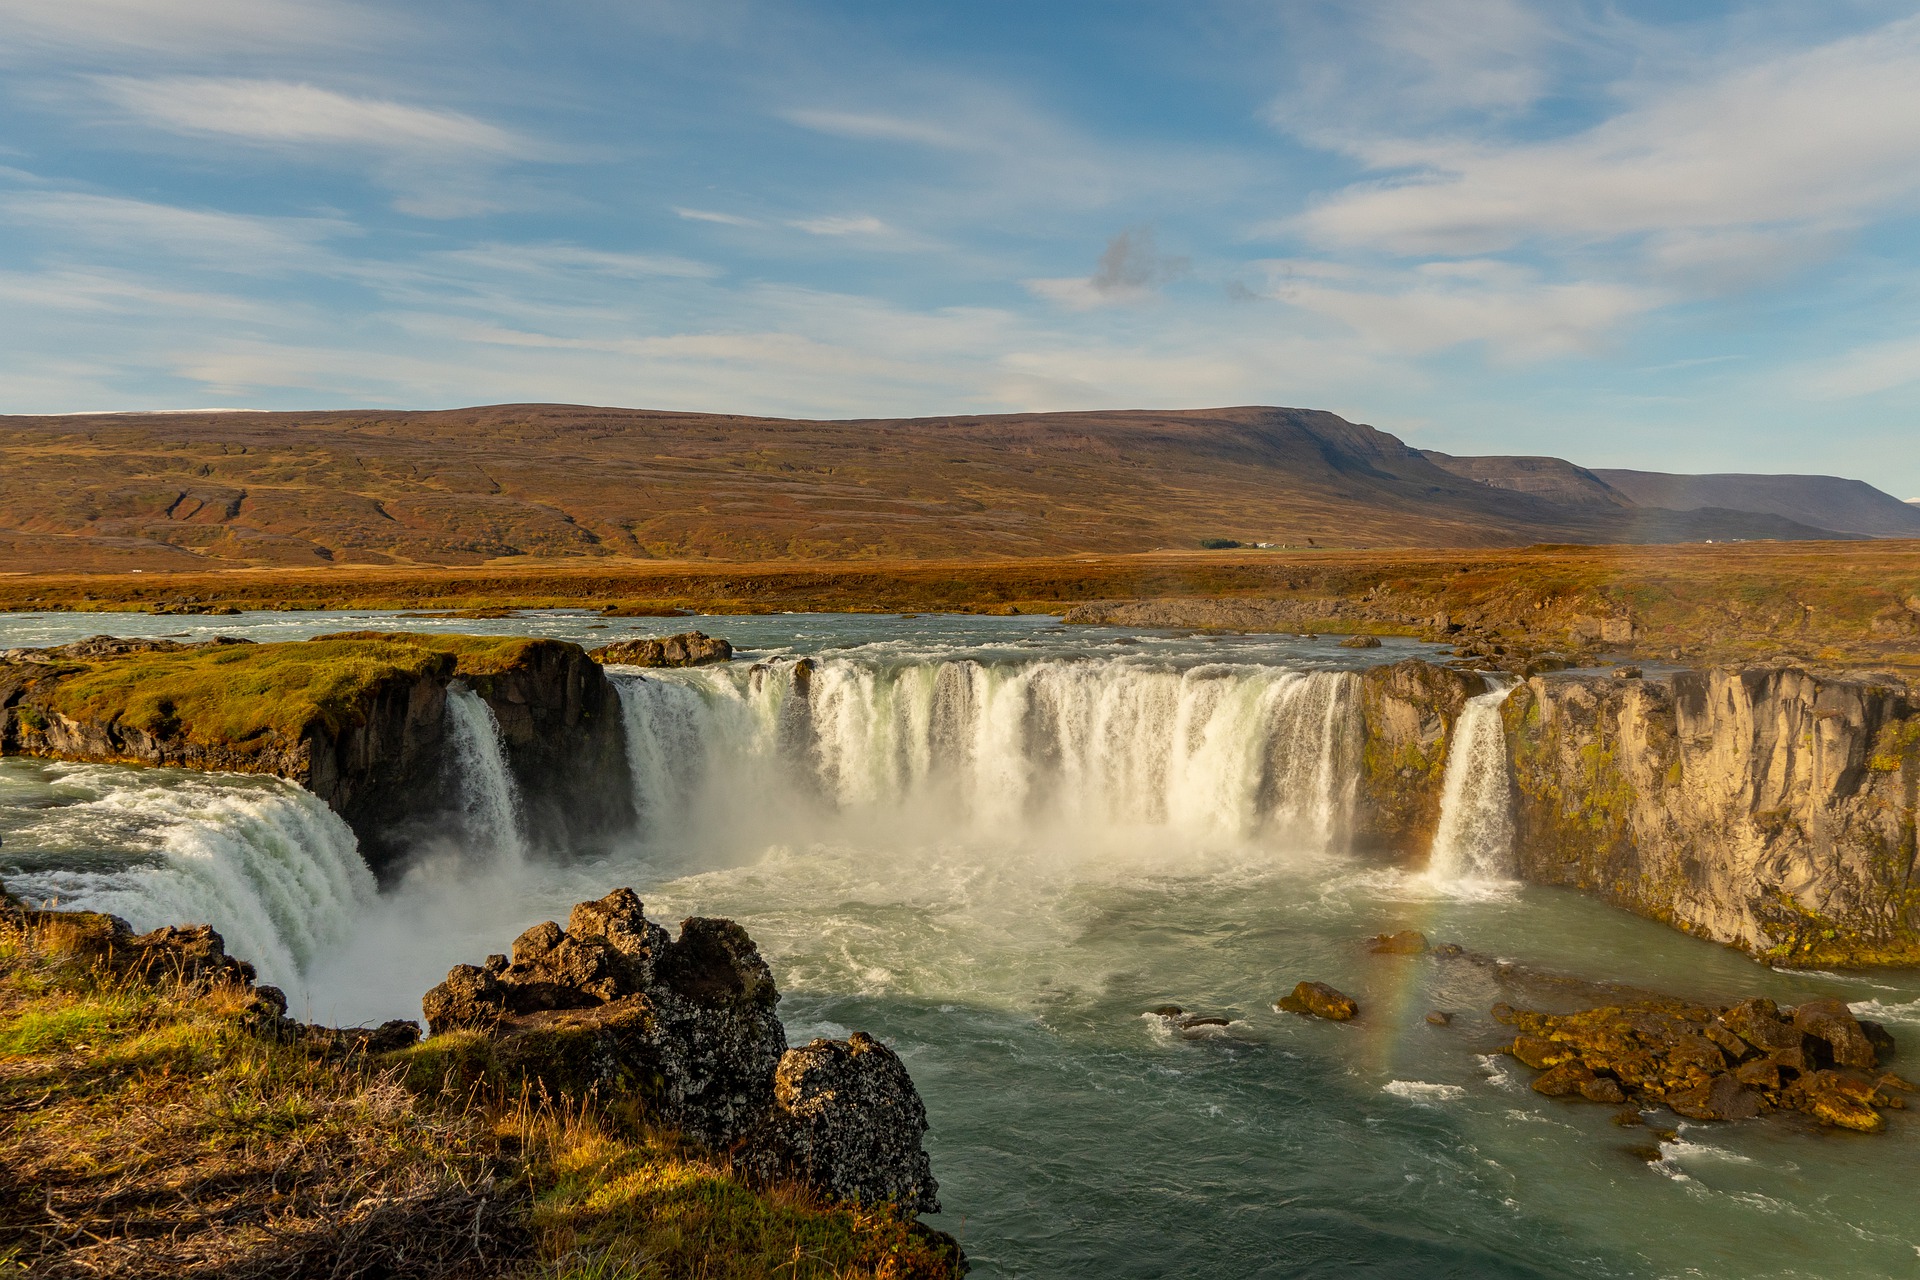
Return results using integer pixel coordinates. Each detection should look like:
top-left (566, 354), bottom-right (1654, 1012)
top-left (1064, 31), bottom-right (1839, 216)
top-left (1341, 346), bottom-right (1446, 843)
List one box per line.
top-left (0, 0), bottom-right (376, 58)
top-left (436, 243), bottom-right (720, 280)
top-left (674, 207), bottom-right (760, 226)
top-left (95, 76), bottom-right (534, 158)
top-left (0, 191), bottom-right (351, 271)
top-left (780, 108), bottom-right (976, 150)
top-left (1290, 15), bottom-right (1920, 255)
top-left (1796, 333), bottom-right (1920, 399)
top-left (790, 214), bottom-right (890, 237)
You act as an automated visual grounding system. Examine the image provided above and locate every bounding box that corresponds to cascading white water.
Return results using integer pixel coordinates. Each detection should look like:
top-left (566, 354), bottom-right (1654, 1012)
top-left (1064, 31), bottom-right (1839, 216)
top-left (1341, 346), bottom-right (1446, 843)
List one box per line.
top-left (445, 682), bottom-right (527, 865)
top-left (3, 770), bottom-right (374, 988)
top-left (614, 658), bottom-right (1361, 851)
top-left (1427, 683), bottom-right (1517, 882)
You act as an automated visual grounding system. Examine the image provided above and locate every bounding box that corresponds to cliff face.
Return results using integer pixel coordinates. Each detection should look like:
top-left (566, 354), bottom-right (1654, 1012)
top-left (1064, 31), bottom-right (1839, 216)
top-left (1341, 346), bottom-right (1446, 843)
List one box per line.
top-left (1502, 669), bottom-right (1920, 965)
top-left (0, 635), bottom-right (635, 874)
top-left (1354, 660), bottom-right (1482, 859)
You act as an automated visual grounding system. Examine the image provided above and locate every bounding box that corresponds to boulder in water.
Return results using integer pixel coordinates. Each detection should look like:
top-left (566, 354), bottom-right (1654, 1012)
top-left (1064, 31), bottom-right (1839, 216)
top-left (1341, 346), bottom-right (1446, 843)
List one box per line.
top-left (1338, 635), bottom-right (1383, 648)
top-left (589, 631), bottom-right (732, 668)
top-left (1275, 981), bottom-right (1359, 1021)
top-left (1425, 1011), bottom-right (1452, 1026)
top-left (1367, 930), bottom-right (1429, 955)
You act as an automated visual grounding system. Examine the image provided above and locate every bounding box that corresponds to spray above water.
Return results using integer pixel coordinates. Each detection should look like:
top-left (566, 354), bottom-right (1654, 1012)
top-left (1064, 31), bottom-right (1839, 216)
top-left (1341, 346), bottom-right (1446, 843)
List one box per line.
top-left (1427, 683), bottom-right (1517, 884)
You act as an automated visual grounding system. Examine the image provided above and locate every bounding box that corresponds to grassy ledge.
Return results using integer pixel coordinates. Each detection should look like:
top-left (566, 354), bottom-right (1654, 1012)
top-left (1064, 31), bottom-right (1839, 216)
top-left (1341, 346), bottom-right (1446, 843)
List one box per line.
top-left (26, 632), bottom-right (542, 746)
top-left (0, 907), bottom-right (966, 1279)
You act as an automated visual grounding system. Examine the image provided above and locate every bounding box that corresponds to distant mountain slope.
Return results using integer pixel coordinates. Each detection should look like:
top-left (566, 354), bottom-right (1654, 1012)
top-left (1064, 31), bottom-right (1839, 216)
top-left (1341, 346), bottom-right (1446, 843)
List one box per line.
top-left (1592, 470), bottom-right (1920, 539)
top-left (0, 405), bottom-right (1869, 570)
top-left (1419, 451), bottom-right (1633, 509)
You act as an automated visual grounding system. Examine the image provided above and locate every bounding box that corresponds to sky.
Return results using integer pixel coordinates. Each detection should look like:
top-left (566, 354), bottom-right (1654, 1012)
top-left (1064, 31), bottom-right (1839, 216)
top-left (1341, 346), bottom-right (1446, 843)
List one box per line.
top-left (2, 0), bottom-right (1919, 496)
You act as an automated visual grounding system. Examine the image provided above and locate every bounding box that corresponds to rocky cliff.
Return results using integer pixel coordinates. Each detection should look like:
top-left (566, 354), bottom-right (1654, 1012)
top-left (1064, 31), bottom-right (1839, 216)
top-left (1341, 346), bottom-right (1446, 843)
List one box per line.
top-left (0, 633), bottom-right (635, 873)
top-left (1501, 667), bottom-right (1920, 966)
top-left (1354, 660), bottom-right (1482, 858)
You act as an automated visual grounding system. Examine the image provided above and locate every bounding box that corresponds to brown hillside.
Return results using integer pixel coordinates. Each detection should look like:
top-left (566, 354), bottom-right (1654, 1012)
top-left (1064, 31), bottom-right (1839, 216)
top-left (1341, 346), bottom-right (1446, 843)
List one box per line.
top-left (0, 404), bottom-right (1852, 572)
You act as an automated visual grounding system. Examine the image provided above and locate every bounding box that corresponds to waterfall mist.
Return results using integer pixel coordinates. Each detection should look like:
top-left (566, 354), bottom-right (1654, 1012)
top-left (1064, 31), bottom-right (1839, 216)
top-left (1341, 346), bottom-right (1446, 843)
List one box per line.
top-left (1427, 683), bottom-right (1517, 885)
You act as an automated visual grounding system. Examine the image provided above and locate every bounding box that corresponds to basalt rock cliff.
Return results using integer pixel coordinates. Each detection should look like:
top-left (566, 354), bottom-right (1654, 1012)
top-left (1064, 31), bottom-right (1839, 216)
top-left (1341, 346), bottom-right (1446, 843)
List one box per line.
top-left (1502, 667), bottom-right (1920, 966)
top-left (0, 633), bottom-right (634, 874)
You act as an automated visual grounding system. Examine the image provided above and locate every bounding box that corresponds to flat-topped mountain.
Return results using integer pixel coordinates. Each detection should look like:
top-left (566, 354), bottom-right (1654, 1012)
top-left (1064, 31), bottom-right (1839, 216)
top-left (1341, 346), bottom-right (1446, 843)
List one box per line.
top-left (0, 403), bottom-right (1898, 570)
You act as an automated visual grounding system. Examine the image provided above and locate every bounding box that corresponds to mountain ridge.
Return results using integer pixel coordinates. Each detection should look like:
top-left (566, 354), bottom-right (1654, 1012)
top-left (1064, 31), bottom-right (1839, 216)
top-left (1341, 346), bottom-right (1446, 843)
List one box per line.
top-left (0, 403), bottom-right (1893, 571)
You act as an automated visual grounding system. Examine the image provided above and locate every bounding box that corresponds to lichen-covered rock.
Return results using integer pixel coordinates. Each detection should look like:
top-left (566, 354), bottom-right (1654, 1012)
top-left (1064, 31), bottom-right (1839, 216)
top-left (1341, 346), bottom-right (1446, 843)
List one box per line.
top-left (1497, 993), bottom-right (1911, 1134)
top-left (750, 1032), bottom-right (940, 1215)
top-left (418, 888), bottom-right (783, 1148)
top-left (1367, 930), bottom-right (1429, 955)
top-left (590, 632), bottom-right (732, 668)
top-left (1275, 981), bottom-right (1359, 1021)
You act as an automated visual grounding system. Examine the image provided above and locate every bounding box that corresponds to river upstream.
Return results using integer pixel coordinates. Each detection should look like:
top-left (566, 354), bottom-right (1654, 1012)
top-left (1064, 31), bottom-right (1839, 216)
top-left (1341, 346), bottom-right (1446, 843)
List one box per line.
top-left (4, 611), bottom-right (1919, 1278)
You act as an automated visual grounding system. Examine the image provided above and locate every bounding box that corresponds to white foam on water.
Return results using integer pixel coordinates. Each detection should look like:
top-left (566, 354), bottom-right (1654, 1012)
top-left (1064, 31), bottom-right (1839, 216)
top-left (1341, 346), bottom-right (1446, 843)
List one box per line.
top-left (5, 771), bottom-right (373, 988)
top-left (1384, 1080), bottom-right (1468, 1103)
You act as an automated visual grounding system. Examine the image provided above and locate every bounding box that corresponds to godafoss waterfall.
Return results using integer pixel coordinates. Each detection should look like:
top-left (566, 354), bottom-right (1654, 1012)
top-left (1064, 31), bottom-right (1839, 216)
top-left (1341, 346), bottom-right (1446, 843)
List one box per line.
top-left (5, 611), bottom-right (1920, 1277)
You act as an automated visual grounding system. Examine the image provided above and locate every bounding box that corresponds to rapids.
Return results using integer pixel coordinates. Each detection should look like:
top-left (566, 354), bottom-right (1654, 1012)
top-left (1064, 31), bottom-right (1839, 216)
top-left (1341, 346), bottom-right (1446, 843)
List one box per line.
top-left (4, 610), bottom-right (1920, 1278)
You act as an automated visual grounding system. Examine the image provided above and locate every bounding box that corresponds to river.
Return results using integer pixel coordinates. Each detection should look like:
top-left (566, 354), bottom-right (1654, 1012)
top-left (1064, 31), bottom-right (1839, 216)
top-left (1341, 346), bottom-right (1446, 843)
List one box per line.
top-left (4, 610), bottom-right (1918, 1278)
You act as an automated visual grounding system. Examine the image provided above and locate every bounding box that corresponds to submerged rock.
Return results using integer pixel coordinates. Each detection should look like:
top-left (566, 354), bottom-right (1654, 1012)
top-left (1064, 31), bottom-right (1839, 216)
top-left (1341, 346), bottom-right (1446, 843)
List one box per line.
top-left (589, 631), bottom-right (732, 668)
top-left (1275, 981), bottom-right (1359, 1021)
top-left (420, 888), bottom-right (944, 1217)
top-left (1368, 930), bottom-right (1429, 955)
top-left (1495, 992), bottom-right (1912, 1133)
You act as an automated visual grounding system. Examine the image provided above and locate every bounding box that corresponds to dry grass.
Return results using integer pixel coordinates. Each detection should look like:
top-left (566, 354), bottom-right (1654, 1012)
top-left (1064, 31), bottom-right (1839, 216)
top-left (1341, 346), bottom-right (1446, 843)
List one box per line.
top-left (0, 912), bottom-right (964, 1280)
top-left (31, 634), bottom-right (541, 745)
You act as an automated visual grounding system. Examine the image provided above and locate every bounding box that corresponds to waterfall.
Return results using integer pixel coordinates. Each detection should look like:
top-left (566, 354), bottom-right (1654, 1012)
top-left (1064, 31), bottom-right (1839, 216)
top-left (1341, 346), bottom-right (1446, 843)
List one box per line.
top-left (1428, 683), bottom-right (1517, 882)
top-left (614, 659), bottom-right (1361, 851)
top-left (3, 773), bottom-right (375, 989)
top-left (445, 682), bottom-right (527, 865)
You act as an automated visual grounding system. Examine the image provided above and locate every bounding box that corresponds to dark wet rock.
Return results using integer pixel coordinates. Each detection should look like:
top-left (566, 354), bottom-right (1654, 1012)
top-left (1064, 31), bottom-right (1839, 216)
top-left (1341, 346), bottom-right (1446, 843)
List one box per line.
top-left (1145, 1004), bottom-right (1185, 1018)
top-left (419, 888), bottom-right (942, 1216)
top-left (1495, 991), bottom-right (1905, 1134)
top-left (1367, 929), bottom-right (1429, 955)
top-left (1792, 997), bottom-right (1878, 1070)
top-left (746, 1032), bottom-right (940, 1215)
top-left (1338, 635), bottom-right (1382, 648)
top-left (1425, 1011), bottom-right (1452, 1026)
top-left (1860, 1019), bottom-right (1898, 1062)
top-left (422, 889), bottom-right (780, 1148)
top-left (1275, 981), bottom-right (1359, 1021)
top-left (1610, 1109), bottom-right (1644, 1127)
top-left (590, 631), bottom-right (732, 668)
top-left (1177, 1016), bottom-right (1231, 1031)
top-left (1666, 1073), bottom-right (1763, 1121)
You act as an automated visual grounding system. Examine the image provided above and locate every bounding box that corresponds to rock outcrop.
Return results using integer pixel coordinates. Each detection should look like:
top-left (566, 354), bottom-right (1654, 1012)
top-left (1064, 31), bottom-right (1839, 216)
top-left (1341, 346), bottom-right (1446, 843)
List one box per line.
top-left (1275, 981), bottom-right (1359, 1020)
top-left (1501, 667), bottom-right (1920, 965)
top-left (590, 632), bottom-right (732, 667)
top-left (0, 633), bottom-right (635, 875)
top-left (1496, 994), bottom-right (1912, 1133)
top-left (1354, 660), bottom-right (1483, 858)
top-left (421, 889), bottom-right (943, 1214)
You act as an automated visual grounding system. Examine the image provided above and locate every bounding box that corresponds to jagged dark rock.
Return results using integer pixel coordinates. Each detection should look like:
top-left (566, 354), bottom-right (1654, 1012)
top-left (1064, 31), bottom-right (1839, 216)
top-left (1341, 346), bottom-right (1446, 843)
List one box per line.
top-left (745, 1032), bottom-right (941, 1215)
top-left (420, 889), bottom-right (944, 1215)
top-left (589, 632), bottom-right (732, 667)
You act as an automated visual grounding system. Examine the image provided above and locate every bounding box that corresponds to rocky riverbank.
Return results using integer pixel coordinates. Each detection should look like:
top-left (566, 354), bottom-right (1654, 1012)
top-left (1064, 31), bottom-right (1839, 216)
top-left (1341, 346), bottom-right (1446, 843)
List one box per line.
top-left (0, 886), bottom-right (963, 1278)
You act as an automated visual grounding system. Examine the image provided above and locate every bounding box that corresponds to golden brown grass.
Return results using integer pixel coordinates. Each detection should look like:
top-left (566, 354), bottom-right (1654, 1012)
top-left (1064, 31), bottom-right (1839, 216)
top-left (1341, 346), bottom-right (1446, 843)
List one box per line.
top-left (0, 910), bottom-right (964, 1279)
top-left (33, 633), bottom-right (538, 745)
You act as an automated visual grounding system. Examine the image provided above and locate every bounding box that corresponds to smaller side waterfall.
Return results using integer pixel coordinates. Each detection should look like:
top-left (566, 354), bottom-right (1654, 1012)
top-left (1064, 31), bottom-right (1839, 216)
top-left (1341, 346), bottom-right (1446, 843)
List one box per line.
top-left (445, 682), bottom-right (527, 865)
top-left (1428, 683), bottom-right (1517, 882)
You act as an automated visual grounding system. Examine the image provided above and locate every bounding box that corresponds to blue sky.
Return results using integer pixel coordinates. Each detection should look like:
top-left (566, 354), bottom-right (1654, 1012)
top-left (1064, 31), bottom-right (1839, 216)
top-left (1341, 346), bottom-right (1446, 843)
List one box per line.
top-left (3, 1), bottom-right (1919, 496)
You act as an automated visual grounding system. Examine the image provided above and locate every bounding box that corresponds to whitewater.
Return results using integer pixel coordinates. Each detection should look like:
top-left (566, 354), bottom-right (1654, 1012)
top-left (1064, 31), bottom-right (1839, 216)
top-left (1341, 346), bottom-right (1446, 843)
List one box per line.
top-left (4, 610), bottom-right (1919, 1279)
